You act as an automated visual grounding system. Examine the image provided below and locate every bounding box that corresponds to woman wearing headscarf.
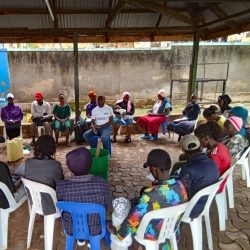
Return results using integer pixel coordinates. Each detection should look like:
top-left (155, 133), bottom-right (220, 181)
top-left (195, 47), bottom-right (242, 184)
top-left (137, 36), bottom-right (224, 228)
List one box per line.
top-left (137, 89), bottom-right (172, 141)
top-left (217, 94), bottom-right (232, 117)
top-left (112, 92), bottom-right (135, 143)
top-left (167, 94), bottom-right (200, 142)
top-left (86, 91), bottom-right (97, 118)
top-left (229, 106), bottom-right (249, 139)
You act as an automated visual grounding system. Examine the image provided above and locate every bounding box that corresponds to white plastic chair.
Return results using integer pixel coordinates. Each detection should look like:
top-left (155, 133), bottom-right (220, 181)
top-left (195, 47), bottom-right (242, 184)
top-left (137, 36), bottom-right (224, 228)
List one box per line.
top-left (134, 203), bottom-right (187, 250)
top-left (181, 180), bottom-right (222, 250)
top-left (21, 178), bottom-right (60, 250)
top-left (0, 181), bottom-right (27, 250)
top-left (236, 146), bottom-right (250, 188)
top-left (215, 163), bottom-right (237, 231)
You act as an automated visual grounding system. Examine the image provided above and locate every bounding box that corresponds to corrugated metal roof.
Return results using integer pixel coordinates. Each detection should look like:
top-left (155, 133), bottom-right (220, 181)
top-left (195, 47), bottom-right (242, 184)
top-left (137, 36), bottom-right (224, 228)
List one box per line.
top-left (0, 0), bottom-right (249, 42)
top-left (59, 14), bottom-right (107, 28)
top-left (0, 0), bottom-right (45, 8)
top-left (112, 13), bottom-right (159, 28)
top-left (0, 14), bottom-right (53, 29)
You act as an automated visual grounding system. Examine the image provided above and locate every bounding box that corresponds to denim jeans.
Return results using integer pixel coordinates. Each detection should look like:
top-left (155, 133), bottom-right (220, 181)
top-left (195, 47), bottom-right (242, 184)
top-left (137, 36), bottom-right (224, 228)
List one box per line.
top-left (83, 126), bottom-right (111, 150)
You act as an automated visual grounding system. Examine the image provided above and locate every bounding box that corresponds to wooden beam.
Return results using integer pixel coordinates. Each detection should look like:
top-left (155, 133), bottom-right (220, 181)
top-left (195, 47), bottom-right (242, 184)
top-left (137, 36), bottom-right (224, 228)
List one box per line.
top-left (186, 3), bottom-right (205, 28)
top-left (205, 3), bottom-right (241, 32)
top-left (155, 1), bottom-right (167, 27)
top-left (125, 0), bottom-right (193, 25)
top-left (73, 32), bottom-right (80, 123)
top-left (105, 0), bottom-right (125, 27)
top-left (188, 31), bottom-right (200, 101)
top-left (199, 8), bottom-right (250, 29)
top-left (0, 26), bottom-right (194, 35)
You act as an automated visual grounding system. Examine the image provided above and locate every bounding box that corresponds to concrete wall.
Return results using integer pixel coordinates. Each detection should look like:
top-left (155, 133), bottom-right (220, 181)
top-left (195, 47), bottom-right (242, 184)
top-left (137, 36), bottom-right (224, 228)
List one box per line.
top-left (8, 45), bottom-right (250, 103)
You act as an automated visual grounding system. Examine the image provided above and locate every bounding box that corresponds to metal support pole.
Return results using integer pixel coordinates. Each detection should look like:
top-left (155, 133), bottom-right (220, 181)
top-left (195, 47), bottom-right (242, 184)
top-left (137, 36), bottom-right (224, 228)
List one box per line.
top-left (74, 32), bottom-right (80, 123)
top-left (170, 80), bottom-right (173, 99)
top-left (188, 31), bottom-right (200, 102)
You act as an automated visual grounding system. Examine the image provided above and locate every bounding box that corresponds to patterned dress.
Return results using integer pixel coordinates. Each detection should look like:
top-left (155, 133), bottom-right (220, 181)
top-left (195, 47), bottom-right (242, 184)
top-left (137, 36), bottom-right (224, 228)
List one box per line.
top-left (115, 178), bottom-right (188, 248)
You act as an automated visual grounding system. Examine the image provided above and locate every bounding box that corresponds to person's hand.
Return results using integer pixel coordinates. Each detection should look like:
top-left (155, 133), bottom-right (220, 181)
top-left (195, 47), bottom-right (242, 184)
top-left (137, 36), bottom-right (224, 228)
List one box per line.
top-left (92, 127), bottom-right (98, 134)
top-left (107, 221), bottom-right (116, 235)
top-left (61, 119), bottom-right (65, 126)
top-left (122, 111), bottom-right (126, 116)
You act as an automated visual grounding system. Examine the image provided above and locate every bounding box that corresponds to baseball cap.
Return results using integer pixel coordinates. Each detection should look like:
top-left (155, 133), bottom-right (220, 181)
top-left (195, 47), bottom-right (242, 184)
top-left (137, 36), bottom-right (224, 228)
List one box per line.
top-left (7, 93), bottom-right (14, 99)
top-left (227, 116), bottom-right (243, 132)
top-left (143, 149), bottom-right (171, 169)
top-left (182, 134), bottom-right (201, 152)
top-left (35, 92), bottom-right (43, 101)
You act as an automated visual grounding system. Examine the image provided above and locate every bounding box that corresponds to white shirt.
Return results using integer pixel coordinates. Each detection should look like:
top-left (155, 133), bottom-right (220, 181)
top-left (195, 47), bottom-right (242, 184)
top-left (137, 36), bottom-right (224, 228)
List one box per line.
top-left (91, 105), bottom-right (114, 126)
top-left (31, 101), bottom-right (51, 118)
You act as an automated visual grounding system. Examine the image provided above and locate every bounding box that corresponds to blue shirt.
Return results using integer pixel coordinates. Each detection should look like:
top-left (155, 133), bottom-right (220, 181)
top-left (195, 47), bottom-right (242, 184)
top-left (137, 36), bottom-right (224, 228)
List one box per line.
top-left (178, 153), bottom-right (219, 218)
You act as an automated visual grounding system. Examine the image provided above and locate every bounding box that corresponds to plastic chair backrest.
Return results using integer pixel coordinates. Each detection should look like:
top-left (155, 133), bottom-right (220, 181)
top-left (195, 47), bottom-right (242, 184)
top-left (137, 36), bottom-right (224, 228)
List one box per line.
top-left (21, 178), bottom-right (58, 215)
top-left (56, 201), bottom-right (106, 240)
top-left (0, 181), bottom-right (17, 208)
top-left (237, 146), bottom-right (250, 162)
top-left (183, 180), bottom-right (222, 219)
top-left (136, 203), bottom-right (187, 241)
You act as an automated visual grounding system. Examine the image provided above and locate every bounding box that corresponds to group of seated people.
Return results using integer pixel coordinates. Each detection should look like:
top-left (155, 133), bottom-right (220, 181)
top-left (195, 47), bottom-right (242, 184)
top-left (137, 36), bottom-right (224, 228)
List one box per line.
top-left (0, 92), bottom-right (72, 146)
top-left (1, 88), bottom-right (201, 152)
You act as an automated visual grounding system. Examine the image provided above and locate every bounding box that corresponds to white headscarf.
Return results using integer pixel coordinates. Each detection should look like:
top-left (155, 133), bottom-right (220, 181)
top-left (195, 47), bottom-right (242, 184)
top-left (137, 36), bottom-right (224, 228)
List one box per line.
top-left (157, 89), bottom-right (167, 98)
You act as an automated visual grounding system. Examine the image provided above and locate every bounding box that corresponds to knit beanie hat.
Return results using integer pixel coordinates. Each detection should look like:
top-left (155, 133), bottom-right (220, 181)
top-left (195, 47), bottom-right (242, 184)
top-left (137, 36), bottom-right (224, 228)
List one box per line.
top-left (227, 116), bottom-right (243, 131)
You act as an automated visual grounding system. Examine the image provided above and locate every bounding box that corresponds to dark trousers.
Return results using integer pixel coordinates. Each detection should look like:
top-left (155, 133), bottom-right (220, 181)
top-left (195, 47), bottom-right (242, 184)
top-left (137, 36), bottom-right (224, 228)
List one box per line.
top-left (6, 128), bottom-right (20, 140)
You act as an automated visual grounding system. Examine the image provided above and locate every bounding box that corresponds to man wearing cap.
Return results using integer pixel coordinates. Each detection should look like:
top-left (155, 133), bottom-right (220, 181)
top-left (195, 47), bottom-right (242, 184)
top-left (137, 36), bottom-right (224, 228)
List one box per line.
top-left (30, 92), bottom-right (52, 146)
top-left (108, 149), bottom-right (188, 249)
top-left (56, 147), bottom-right (110, 236)
top-left (83, 95), bottom-right (114, 150)
top-left (1, 93), bottom-right (23, 140)
top-left (178, 134), bottom-right (220, 218)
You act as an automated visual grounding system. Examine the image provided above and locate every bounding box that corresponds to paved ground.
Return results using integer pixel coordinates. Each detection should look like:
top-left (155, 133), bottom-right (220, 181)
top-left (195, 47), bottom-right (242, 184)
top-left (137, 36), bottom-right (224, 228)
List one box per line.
top-left (3, 134), bottom-right (250, 250)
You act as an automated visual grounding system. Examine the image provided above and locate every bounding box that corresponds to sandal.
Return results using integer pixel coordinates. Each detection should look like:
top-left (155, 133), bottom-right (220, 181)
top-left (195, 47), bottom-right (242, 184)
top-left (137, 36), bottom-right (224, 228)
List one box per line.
top-left (125, 138), bottom-right (132, 143)
top-left (111, 138), bottom-right (117, 143)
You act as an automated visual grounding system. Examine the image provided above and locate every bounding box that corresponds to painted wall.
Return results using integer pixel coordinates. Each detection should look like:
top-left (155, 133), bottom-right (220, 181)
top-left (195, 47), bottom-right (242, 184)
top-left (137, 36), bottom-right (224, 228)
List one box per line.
top-left (7, 45), bottom-right (250, 103)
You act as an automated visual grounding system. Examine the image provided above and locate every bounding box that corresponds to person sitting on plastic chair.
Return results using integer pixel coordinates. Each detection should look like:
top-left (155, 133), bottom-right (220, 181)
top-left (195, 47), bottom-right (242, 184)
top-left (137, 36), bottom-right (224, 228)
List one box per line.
top-left (83, 95), bottom-right (114, 151)
top-left (56, 147), bottom-right (110, 243)
top-left (107, 149), bottom-right (188, 249)
top-left (30, 92), bottom-right (52, 146)
top-left (167, 94), bottom-right (200, 142)
top-left (0, 93), bottom-right (23, 140)
top-left (0, 136), bottom-right (26, 208)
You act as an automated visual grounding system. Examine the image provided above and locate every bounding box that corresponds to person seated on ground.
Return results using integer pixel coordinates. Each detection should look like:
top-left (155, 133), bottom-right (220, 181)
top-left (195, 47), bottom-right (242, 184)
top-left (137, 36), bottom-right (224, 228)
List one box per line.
top-left (86, 91), bottom-right (97, 119)
top-left (229, 106), bottom-right (249, 139)
top-left (24, 135), bottom-right (64, 214)
top-left (0, 93), bottom-right (23, 140)
top-left (137, 89), bottom-right (172, 141)
top-left (223, 116), bottom-right (249, 159)
top-left (167, 93), bottom-right (200, 142)
top-left (217, 94), bottom-right (232, 117)
top-left (203, 105), bottom-right (226, 129)
top-left (52, 94), bottom-right (71, 147)
top-left (56, 147), bottom-right (110, 237)
top-left (83, 95), bottom-right (114, 151)
top-left (194, 121), bottom-right (231, 176)
top-left (112, 91), bottom-right (135, 143)
top-left (107, 149), bottom-right (188, 249)
top-left (0, 136), bottom-right (26, 209)
top-left (177, 134), bottom-right (220, 218)
top-left (30, 92), bottom-right (52, 146)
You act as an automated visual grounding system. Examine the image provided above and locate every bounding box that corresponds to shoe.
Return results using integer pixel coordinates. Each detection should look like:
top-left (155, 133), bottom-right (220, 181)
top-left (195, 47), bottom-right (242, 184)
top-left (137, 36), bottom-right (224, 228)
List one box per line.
top-left (30, 140), bottom-right (35, 146)
top-left (111, 138), bottom-right (117, 143)
top-left (148, 135), bottom-right (157, 141)
top-left (141, 135), bottom-right (151, 140)
top-left (125, 138), bottom-right (132, 143)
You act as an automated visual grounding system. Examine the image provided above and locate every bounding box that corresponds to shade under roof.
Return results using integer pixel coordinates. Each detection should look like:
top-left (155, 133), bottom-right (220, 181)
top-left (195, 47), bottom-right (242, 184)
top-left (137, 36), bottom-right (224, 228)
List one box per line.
top-left (0, 0), bottom-right (250, 42)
